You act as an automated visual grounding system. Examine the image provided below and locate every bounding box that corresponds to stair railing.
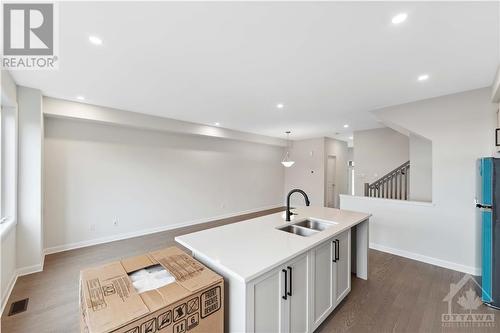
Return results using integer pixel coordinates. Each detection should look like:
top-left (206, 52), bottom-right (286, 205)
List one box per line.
top-left (364, 161), bottom-right (410, 200)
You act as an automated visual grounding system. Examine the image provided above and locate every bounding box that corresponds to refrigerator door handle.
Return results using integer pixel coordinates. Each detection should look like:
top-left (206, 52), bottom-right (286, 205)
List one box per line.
top-left (475, 198), bottom-right (492, 209)
top-left (477, 203), bottom-right (493, 209)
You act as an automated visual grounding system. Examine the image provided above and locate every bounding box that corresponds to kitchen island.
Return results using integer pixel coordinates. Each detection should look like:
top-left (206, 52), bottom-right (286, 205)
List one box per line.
top-left (175, 206), bottom-right (370, 333)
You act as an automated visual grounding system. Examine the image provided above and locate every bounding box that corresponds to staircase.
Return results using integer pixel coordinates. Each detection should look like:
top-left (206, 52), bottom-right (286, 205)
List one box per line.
top-left (364, 161), bottom-right (410, 200)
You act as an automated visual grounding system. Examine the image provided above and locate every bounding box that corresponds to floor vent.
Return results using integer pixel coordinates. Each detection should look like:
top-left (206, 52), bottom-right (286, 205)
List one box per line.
top-left (8, 298), bottom-right (29, 316)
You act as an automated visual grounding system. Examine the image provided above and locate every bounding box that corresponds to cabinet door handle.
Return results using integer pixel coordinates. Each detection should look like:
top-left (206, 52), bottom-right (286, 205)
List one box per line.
top-left (287, 266), bottom-right (292, 296)
top-left (335, 239), bottom-right (340, 261)
top-left (282, 269), bottom-right (288, 300)
top-left (332, 240), bottom-right (337, 262)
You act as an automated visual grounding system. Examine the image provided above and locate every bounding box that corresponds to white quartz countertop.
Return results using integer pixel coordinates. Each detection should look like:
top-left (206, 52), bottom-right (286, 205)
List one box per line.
top-left (175, 206), bottom-right (370, 282)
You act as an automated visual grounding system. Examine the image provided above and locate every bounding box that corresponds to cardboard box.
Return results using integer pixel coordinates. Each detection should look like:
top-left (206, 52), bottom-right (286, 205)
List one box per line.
top-left (80, 247), bottom-right (224, 333)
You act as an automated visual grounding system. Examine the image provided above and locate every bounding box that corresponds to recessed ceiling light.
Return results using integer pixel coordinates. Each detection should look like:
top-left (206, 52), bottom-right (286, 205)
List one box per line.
top-left (276, 103), bottom-right (285, 109)
top-left (417, 74), bottom-right (430, 81)
top-left (76, 96), bottom-right (85, 101)
top-left (392, 13), bottom-right (408, 25)
top-left (343, 124), bottom-right (349, 128)
top-left (214, 122), bottom-right (220, 126)
top-left (88, 35), bottom-right (103, 45)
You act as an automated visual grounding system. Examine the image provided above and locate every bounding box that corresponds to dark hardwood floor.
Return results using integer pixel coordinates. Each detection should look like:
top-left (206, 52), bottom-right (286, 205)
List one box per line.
top-left (2, 207), bottom-right (498, 332)
top-left (317, 251), bottom-right (499, 333)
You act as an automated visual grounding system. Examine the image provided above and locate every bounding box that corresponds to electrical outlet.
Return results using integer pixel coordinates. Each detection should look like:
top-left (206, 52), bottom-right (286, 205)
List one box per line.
top-left (113, 217), bottom-right (119, 226)
top-left (220, 203), bottom-right (226, 209)
top-left (90, 224), bottom-right (96, 232)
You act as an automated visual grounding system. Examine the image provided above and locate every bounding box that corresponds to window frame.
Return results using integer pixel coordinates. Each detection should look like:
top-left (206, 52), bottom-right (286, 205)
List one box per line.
top-left (0, 104), bottom-right (18, 237)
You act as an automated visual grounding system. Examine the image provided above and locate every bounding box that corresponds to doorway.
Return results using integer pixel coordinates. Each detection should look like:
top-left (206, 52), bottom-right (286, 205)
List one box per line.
top-left (348, 160), bottom-right (354, 196)
top-left (326, 155), bottom-right (337, 208)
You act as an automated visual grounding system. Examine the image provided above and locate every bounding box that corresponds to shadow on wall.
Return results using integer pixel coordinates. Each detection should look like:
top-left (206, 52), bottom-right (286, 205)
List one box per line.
top-left (45, 116), bottom-right (283, 156)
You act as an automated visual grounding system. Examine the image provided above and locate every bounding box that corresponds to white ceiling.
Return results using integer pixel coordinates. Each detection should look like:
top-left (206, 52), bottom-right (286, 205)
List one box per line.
top-left (11, 1), bottom-right (499, 140)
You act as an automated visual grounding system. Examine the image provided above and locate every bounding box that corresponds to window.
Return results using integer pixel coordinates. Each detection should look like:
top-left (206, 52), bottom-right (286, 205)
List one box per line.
top-left (0, 105), bottom-right (18, 228)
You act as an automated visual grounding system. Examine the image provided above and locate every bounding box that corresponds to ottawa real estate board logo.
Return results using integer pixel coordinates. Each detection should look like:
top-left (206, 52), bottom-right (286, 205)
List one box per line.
top-left (442, 274), bottom-right (495, 328)
top-left (2, 2), bottom-right (59, 70)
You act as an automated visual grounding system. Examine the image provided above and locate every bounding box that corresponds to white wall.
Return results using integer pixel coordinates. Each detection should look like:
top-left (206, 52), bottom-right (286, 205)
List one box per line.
top-left (342, 88), bottom-right (496, 275)
top-left (0, 70), bottom-right (18, 312)
top-left (0, 108), bottom-right (18, 311)
top-left (347, 147), bottom-right (353, 162)
top-left (1, 71), bottom-right (17, 107)
top-left (353, 127), bottom-right (409, 196)
top-left (340, 195), bottom-right (475, 272)
top-left (43, 116), bottom-right (285, 251)
top-left (409, 134), bottom-right (432, 202)
top-left (1, 227), bottom-right (17, 311)
top-left (284, 138), bottom-right (326, 206)
top-left (17, 86), bottom-right (44, 272)
top-left (283, 137), bottom-right (349, 207)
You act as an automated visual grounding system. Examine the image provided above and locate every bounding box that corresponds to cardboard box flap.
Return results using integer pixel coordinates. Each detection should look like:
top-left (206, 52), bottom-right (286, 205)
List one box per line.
top-left (121, 254), bottom-right (156, 273)
top-left (150, 247), bottom-right (222, 292)
top-left (140, 282), bottom-right (191, 312)
top-left (81, 261), bottom-right (149, 333)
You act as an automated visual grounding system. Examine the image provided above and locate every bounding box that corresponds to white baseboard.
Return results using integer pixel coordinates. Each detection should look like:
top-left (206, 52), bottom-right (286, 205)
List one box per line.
top-left (16, 262), bottom-right (44, 276)
top-left (1, 247), bottom-right (45, 314)
top-left (44, 205), bottom-right (283, 255)
top-left (16, 250), bottom-right (46, 276)
top-left (370, 242), bottom-right (481, 276)
top-left (1, 270), bottom-right (18, 315)
top-left (0, 264), bottom-right (43, 314)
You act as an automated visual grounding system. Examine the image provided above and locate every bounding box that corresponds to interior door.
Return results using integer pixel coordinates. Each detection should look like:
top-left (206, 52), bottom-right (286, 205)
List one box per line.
top-left (348, 161), bottom-right (355, 196)
top-left (252, 267), bottom-right (286, 333)
top-left (311, 239), bottom-right (334, 328)
top-left (286, 253), bottom-right (309, 333)
top-left (326, 156), bottom-right (337, 208)
top-left (334, 229), bottom-right (351, 305)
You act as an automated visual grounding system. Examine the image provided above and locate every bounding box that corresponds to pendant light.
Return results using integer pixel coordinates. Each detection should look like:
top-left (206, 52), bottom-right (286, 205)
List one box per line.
top-left (281, 131), bottom-right (295, 167)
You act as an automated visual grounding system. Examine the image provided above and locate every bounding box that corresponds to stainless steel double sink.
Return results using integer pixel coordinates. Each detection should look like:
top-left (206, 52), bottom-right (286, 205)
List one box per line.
top-left (277, 218), bottom-right (337, 237)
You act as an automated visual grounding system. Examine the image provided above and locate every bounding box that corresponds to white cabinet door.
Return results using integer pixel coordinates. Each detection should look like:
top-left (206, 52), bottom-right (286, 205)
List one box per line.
top-left (249, 230), bottom-right (351, 333)
top-left (286, 253), bottom-right (309, 333)
top-left (311, 238), bottom-right (334, 328)
top-left (333, 229), bottom-right (351, 305)
top-left (251, 267), bottom-right (287, 333)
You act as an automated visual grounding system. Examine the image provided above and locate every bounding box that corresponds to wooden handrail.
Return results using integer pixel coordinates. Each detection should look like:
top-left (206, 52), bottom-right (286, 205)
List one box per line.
top-left (364, 161), bottom-right (410, 200)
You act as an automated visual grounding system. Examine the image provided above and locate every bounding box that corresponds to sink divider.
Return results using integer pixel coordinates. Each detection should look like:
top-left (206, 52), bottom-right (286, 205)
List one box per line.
top-left (293, 225), bottom-right (319, 233)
